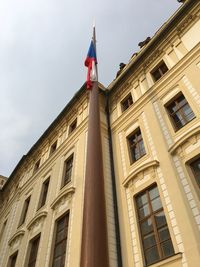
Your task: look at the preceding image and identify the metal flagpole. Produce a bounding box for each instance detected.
[80,26,109,267]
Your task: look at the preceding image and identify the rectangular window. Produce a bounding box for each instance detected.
[52,213,69,267]
[151,61,168,82]
[61,155,74,187]
[121,93,133,112]
[33,159,41,174]
[27,235,40,267]
[190,157,200,188]
[166,93,195,131]
[19,196,31,226]
[50,141,57,156]
[68,119,77,135]
[7,251,18,267]
[135,185,174,266]
[38,177,50,209]
[127,128,146,164]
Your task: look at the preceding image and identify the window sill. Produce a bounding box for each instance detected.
[147,253,182,267]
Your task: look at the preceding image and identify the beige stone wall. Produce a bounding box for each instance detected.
[110,2,200,267]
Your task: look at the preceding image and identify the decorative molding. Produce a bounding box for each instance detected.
[169,125,200,154]
[27,211,48,231]
[123,160,159,188]
[177,13,198,36]
[51,186,75,210]
[8,230,25,247]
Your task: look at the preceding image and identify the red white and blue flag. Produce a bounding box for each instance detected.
[85,40,97,89]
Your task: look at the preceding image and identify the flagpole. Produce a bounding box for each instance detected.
[80,27,109,267]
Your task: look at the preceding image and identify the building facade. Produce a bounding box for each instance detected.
[0,0,200,266]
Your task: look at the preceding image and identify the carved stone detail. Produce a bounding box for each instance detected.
[8,230,25,248]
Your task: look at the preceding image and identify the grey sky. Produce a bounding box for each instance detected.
[0,0,180,177]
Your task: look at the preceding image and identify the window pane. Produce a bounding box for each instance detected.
[149,187,159,200]
[190,157,200,187]
[143,233,156,249]
[182,104,195,122]
[152,197,162,212]
[138,204,150,219]
[155,211,167,228]
[52,256,62,267]
[158,226,170,242]
[141,218,153,235]
[145,246,160,265]
[136,194,148,208]
[161,240,174,258]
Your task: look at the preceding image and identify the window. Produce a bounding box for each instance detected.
[127,128,146,164]
[27,235,40,267]
[135,185,174,266]
[166,93,195,131]
[121,93,133,112]
[52,213,69,267]
[68,119,77,134]
[190,157,200,188]
[38,177,50,209]
[33,159,41,174]
[50,141,57,156]
[151,61,168,82]
[19,196,31,226]
[7,251,18,267]
[61,154,74,187]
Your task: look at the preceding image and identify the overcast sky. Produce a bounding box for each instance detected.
[0,0,180,177]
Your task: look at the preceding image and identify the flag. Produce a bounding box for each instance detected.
[85,40,97,89]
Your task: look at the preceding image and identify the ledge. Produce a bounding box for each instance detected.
[50,186,75,210]
[123,160,159,187]
[169,124,200,154]
[8,230,25,246]
[148,253,182,267]
[27,211,48,230]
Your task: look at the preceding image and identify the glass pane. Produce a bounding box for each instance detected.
[155,211,166,227]
[56,230,65,243]
[149,187,159,200]
[151,197,162,212]
[161,240,174,258]
[141,218,153,235]
[143,233,156,249]
[138,204,150,219]
[191,158,200,187]
[182,104,195,122]
[54,243,63,257]
[158,226,170,242]
[57,218,65,231]
[145,246,160,265]
[53,256,62,267]
[178,95,187,107]
[136,194,148,208]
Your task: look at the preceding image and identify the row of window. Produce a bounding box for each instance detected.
[121,90,195,131]
[18,154,74,227]
[33,118,77,175]
[127,125,200,188]
[121,60,169,112]
[4,157,200,266]
[8,212,70,267]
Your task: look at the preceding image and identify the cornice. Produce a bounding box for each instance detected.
[27,211,48,231]
[51,186,75,210]
[8,230,25,246]
[123,160,159,188]
[169,123,200,155]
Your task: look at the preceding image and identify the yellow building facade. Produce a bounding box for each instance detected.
[0,0,200,266]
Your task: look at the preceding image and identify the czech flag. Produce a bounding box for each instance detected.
[85,40,97,89]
